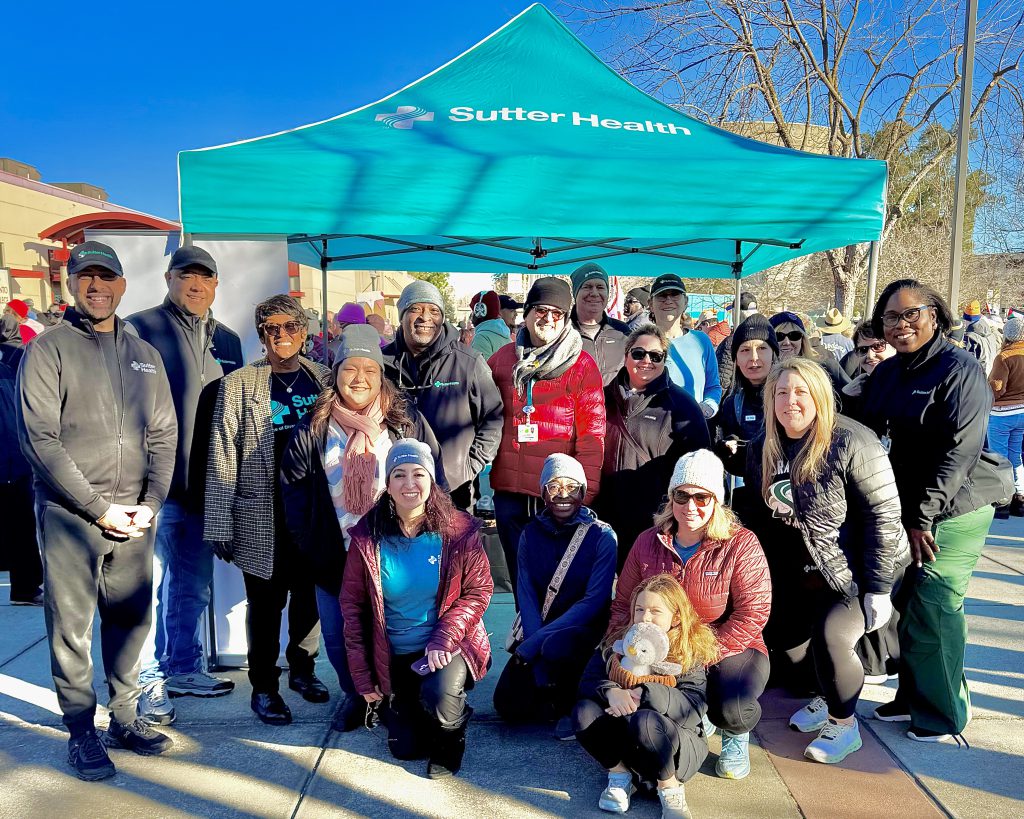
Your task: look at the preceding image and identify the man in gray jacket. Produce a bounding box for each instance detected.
[127,245,243,725]
[17,241,177,781]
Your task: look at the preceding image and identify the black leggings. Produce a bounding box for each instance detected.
[574,700,708,783]
[782,591,866,720]
[383,653,473,760]
[707,649,770,734]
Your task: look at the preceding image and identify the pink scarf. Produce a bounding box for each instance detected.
[329,396,386,517]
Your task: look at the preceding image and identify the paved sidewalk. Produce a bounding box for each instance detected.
[0,516,1022,818]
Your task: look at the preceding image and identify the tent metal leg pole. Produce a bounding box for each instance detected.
[320,239,329,340]
[732,241,743,327]
[866,240,881,316]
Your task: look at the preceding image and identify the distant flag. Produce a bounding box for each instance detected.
[608,276,626,319]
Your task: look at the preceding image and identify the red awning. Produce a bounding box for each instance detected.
[39,212,180,244]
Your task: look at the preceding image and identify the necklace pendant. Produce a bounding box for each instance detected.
[286,386,293,393]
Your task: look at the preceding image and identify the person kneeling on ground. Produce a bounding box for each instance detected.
[493,454,617,739]
[341,439,493,778]
[574,574,719,819]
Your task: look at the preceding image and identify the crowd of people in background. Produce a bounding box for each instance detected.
[3,241,1022,818]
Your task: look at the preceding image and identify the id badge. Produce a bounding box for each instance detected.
[879,434,892,454]
[517,423,539,443]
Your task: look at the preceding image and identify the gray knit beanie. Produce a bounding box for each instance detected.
[332,325,384,378]
[397,280,445,318]
[1004,316,1024,343]
[540,453,588,494]
[385,438,436,481]
[669,449,725,504]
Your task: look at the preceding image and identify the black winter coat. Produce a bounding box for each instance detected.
[709,379,766,477]
[572,309,632,387]
[578,648,708,736]
[743,416,910,597]
[383,323,503,493]
[0,361,30,483]
[278,405,444,596]
[127,298,243,501]
[857,332,998,530]
[597,370,710,560]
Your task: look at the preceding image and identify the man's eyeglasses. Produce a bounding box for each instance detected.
[629,348,666,364]
[262,321,306,338]
[776,330,804,343]
[544,480,583,498]
[671,489,715,507]
[880,305,932,328]
[856,340,889,355]
[533,306,565,322]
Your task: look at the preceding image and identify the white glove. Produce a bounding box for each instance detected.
[699,399,718,419]
[863,592,893,633]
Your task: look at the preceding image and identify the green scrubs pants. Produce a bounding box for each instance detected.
[897,504,994,734]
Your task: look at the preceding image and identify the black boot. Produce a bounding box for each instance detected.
[427,708,472,779]
[332,695,368,733]
[1011,493,1024,517]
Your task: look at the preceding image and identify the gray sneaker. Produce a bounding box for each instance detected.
[137,679,175,726]
[658,785,693,819]
[166,671,235,698]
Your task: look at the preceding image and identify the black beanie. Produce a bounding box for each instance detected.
[524,277,572,314]
[732,314,781,359]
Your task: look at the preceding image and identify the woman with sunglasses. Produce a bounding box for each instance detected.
[493,454,617,740]
[858,279,1009,743]
[205,294,332,726]
[744,357,908,764]
[598,324,711,569]
[488,277,606,599]
[841,320,896,379]
[611,450,771,780]
[769,312,851,397]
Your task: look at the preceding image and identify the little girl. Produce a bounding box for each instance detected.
[573,574,719,818]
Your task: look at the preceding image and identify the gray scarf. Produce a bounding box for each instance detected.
[511,323,583,397]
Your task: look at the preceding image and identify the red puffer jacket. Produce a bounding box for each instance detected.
[487,345,606,504]
[611,526,771,660]
[340,510,494,696]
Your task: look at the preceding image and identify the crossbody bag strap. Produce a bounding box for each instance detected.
[540,522,593,621]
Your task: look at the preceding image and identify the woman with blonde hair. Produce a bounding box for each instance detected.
[612,450,771,781]
[574,574,719,817]
[743,357,909,765]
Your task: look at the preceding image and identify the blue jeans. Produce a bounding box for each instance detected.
[139,500,213,683]
[988,411,1024,494]
[315,585,356,697]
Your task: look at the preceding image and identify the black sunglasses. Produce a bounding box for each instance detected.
[262,321,306,337]
[629,348,666,364]
[856,340,889,355]
[671,488,715,507]
[776,330,804,342]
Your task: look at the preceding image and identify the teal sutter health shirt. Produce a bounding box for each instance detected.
[380,532,443,654]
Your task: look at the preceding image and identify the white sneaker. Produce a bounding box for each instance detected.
[789,696,829,733]
[598,772,635,814]
[804,718,862,764]
[658,785,692,819]
[137,679,175,726]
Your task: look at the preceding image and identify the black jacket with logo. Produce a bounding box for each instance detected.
[572,309,632,387]
[597,369,710,559]
[382,323,503,491]
[17,308,177,521]
[857,332,996,530]
[1,361,30,484]
[127,297,243,501]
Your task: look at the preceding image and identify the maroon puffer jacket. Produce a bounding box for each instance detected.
[611,526,771,660]
[340,510,494,696]
[486,344,606,504]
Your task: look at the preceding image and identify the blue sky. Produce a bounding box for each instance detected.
[2,2,564,221]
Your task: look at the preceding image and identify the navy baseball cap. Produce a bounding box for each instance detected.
[168,245,218,276]
[499,295,522,310]
[650,273,687,297]
[68,241,124,277]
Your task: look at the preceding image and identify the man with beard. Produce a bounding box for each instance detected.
[17,241,177,780]
[382,280,503,511]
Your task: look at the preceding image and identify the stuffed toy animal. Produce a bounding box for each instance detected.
[613,622,683,677]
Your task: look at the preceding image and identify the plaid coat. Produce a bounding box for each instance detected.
[203,356,331,579]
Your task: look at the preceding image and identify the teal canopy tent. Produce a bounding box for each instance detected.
[178,3,886,298]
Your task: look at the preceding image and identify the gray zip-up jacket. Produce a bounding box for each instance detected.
[127,297,243,500]
[17,308,177,521]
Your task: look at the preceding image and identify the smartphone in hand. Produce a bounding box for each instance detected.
[410,649,461,676]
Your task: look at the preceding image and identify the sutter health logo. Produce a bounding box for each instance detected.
[375,105,691,136]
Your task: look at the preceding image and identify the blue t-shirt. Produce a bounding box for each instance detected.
[673,539,700,565]
[380,532,443,654]
[666,329,723,410]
